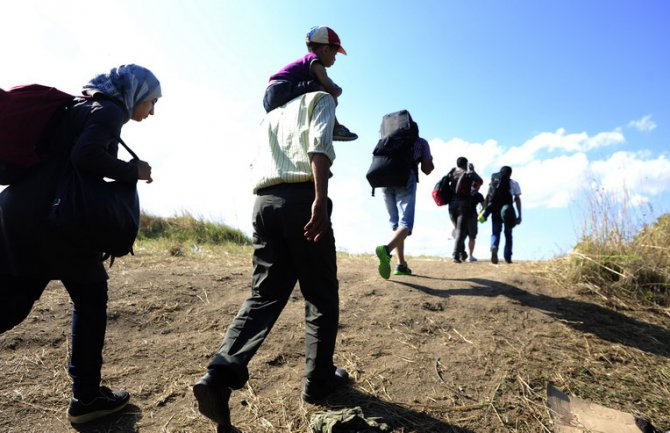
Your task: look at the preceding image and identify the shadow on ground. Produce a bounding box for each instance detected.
[318,386,476,433]
[392,277,670,358]
[72,403,141,433]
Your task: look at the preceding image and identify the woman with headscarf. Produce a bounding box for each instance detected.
[0,64,161,424]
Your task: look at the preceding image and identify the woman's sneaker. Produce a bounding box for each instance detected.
[67,387,130,424]
[333,124,358,141]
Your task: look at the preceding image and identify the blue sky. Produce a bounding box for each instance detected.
[3,0,669,261]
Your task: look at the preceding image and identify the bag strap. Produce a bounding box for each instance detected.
[117,136,139,161]
[86,93,139,161]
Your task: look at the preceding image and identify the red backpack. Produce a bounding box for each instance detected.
[0,84,76,184]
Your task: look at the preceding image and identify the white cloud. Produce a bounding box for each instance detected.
[412,130,668,214]
[514,153,590,209]
[425,137,502,185]
[591,151,670,197]
[628,115,657,132]
[503,128,625,166]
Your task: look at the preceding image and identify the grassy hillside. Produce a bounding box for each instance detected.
[556,209,670,307]
[138,212,251,255]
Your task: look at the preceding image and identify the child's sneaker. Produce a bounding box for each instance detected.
[67,387,130,424]
[393,264,412,275]
[375,245,391,279]
[333,124,358,141]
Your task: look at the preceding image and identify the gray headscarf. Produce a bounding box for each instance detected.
[82,64,162,117]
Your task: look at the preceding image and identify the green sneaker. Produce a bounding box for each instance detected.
[393,264,412,276]
[375,245,391,279]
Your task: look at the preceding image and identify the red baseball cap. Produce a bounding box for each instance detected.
[306,25,347,55]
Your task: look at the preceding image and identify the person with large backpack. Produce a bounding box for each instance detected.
[372,111,434,279]
[0,64,161,424]
[479,165,522,264]
[447,157,483,263]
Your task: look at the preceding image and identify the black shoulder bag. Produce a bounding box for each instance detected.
[49,137,141,264]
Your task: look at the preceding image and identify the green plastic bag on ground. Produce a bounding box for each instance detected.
[310,406,390,433]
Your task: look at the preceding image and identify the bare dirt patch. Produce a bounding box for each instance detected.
[1,245,669,432]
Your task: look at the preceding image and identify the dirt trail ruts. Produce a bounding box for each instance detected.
[1,246,668,432]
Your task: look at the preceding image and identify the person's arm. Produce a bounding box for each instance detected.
[472,172,483,189]
[514,194,522,224]
[71,101,153,183]
[420,156,434,175]
[476,194,485,214]
[303,152,331,242]
[418,139,434,175]
[311,62,342,98]
[136,160,153,183]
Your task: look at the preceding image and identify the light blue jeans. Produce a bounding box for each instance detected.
[382,175,417,234]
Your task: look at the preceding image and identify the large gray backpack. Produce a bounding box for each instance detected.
[365,110,418,195]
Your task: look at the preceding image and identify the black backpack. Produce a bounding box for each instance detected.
[432,168,455,206]
[453,169,475,198]
[486,170,512,207]
[365,110,418,195]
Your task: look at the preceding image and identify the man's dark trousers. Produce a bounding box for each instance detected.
[208,182,339,389]
[449,197,472,260]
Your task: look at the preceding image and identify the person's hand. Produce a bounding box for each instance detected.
[304,198,329,242]
[136,160,153,184]
[516,216,522,225]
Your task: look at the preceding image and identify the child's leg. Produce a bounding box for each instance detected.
[263,81,291,112]
[263,80,321,112]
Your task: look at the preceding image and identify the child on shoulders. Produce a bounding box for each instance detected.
[263,25,358,141]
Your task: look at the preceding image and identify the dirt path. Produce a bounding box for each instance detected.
[1,246,669,433]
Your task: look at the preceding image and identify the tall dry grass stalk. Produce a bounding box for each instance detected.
[565,185,669,307]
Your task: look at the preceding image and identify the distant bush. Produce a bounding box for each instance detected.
[138,212,251,246]
[563,187,669,307]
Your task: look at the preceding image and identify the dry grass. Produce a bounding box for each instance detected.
[553,184,670,308]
